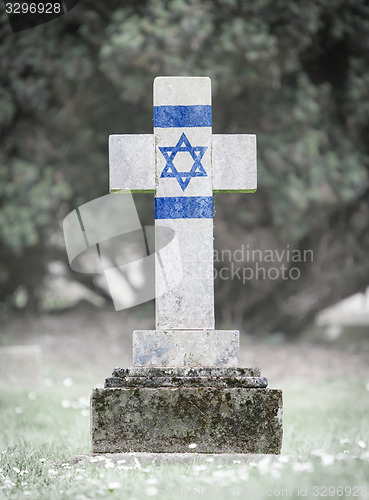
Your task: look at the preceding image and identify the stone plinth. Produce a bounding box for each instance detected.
[91,367,283,454]
[133,330,239,367]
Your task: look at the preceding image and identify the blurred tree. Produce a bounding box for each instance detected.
[0,0,368,333]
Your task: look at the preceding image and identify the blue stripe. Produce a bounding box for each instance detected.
[154,105,212,128]
[155,196,213,219]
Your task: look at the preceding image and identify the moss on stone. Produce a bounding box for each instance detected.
[91,387,283,454]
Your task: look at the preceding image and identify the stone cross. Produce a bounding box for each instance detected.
[109,76,256,367]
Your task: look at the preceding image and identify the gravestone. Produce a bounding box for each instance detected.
[91,77,283,454]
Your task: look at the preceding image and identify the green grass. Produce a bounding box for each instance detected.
[0,378,369,499]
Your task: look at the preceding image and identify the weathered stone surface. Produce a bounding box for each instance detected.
[91,387,283,454]
[154,77,214,330]
[133,330,239,367]
[107,366,266,389]
[113,367,261,377]
[105,375,268,388]
[109,134,155,193]
[155,219,215,329]
[153,76,211,107]
[212,134,257,192]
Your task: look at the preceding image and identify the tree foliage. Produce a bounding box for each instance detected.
[0,0,369,333]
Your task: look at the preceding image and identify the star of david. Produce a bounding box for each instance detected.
[158,133,208,191]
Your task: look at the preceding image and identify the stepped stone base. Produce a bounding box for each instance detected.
[91,367,283,454]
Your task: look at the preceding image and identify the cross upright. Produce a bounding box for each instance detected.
[109,76,257,367]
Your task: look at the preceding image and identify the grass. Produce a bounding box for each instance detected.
[0,377,369,499]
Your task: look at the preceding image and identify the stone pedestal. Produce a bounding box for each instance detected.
[133,330,239,367]
[91,366,283,454]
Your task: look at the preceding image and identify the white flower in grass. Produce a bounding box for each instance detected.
[48,469,58,477]
[212,469,227,478]
[24,491,31,496]
[89,458,99,463]
[366,382,369,391]
[104,462,114,469]
[13,467,20,474]
[271,468,281,479]
[335,453,349,460]
[63,378,73,387]
[311,449,325,457]
[61,400,70,409]
[321,454,335,466]
[81,410,89,417]
[339,438,349,444]
[4,477,14,487]
[292,462,314,472]
[193,464,207,471]
[39,459,46,463]
[146,477,158,485]
[272,461,283,470]
[358,440,367,449]
[256,455,272,473]
[108,482,121,491]
[27,392,37,400]
[212,469,238,481]
[116,459,126,464]
[188,443,197,449]
[44,378,53,387]
[15,407,22,414]
[238,468,249,481]
[206,457,214,463]
[146,486,159,496]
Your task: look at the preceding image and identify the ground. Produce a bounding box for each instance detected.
[1,304,369,499]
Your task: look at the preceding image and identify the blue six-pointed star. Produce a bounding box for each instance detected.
[159,133,208,191]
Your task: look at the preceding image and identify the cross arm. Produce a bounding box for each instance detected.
[212,134,257,193]
[109,134,156,193]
